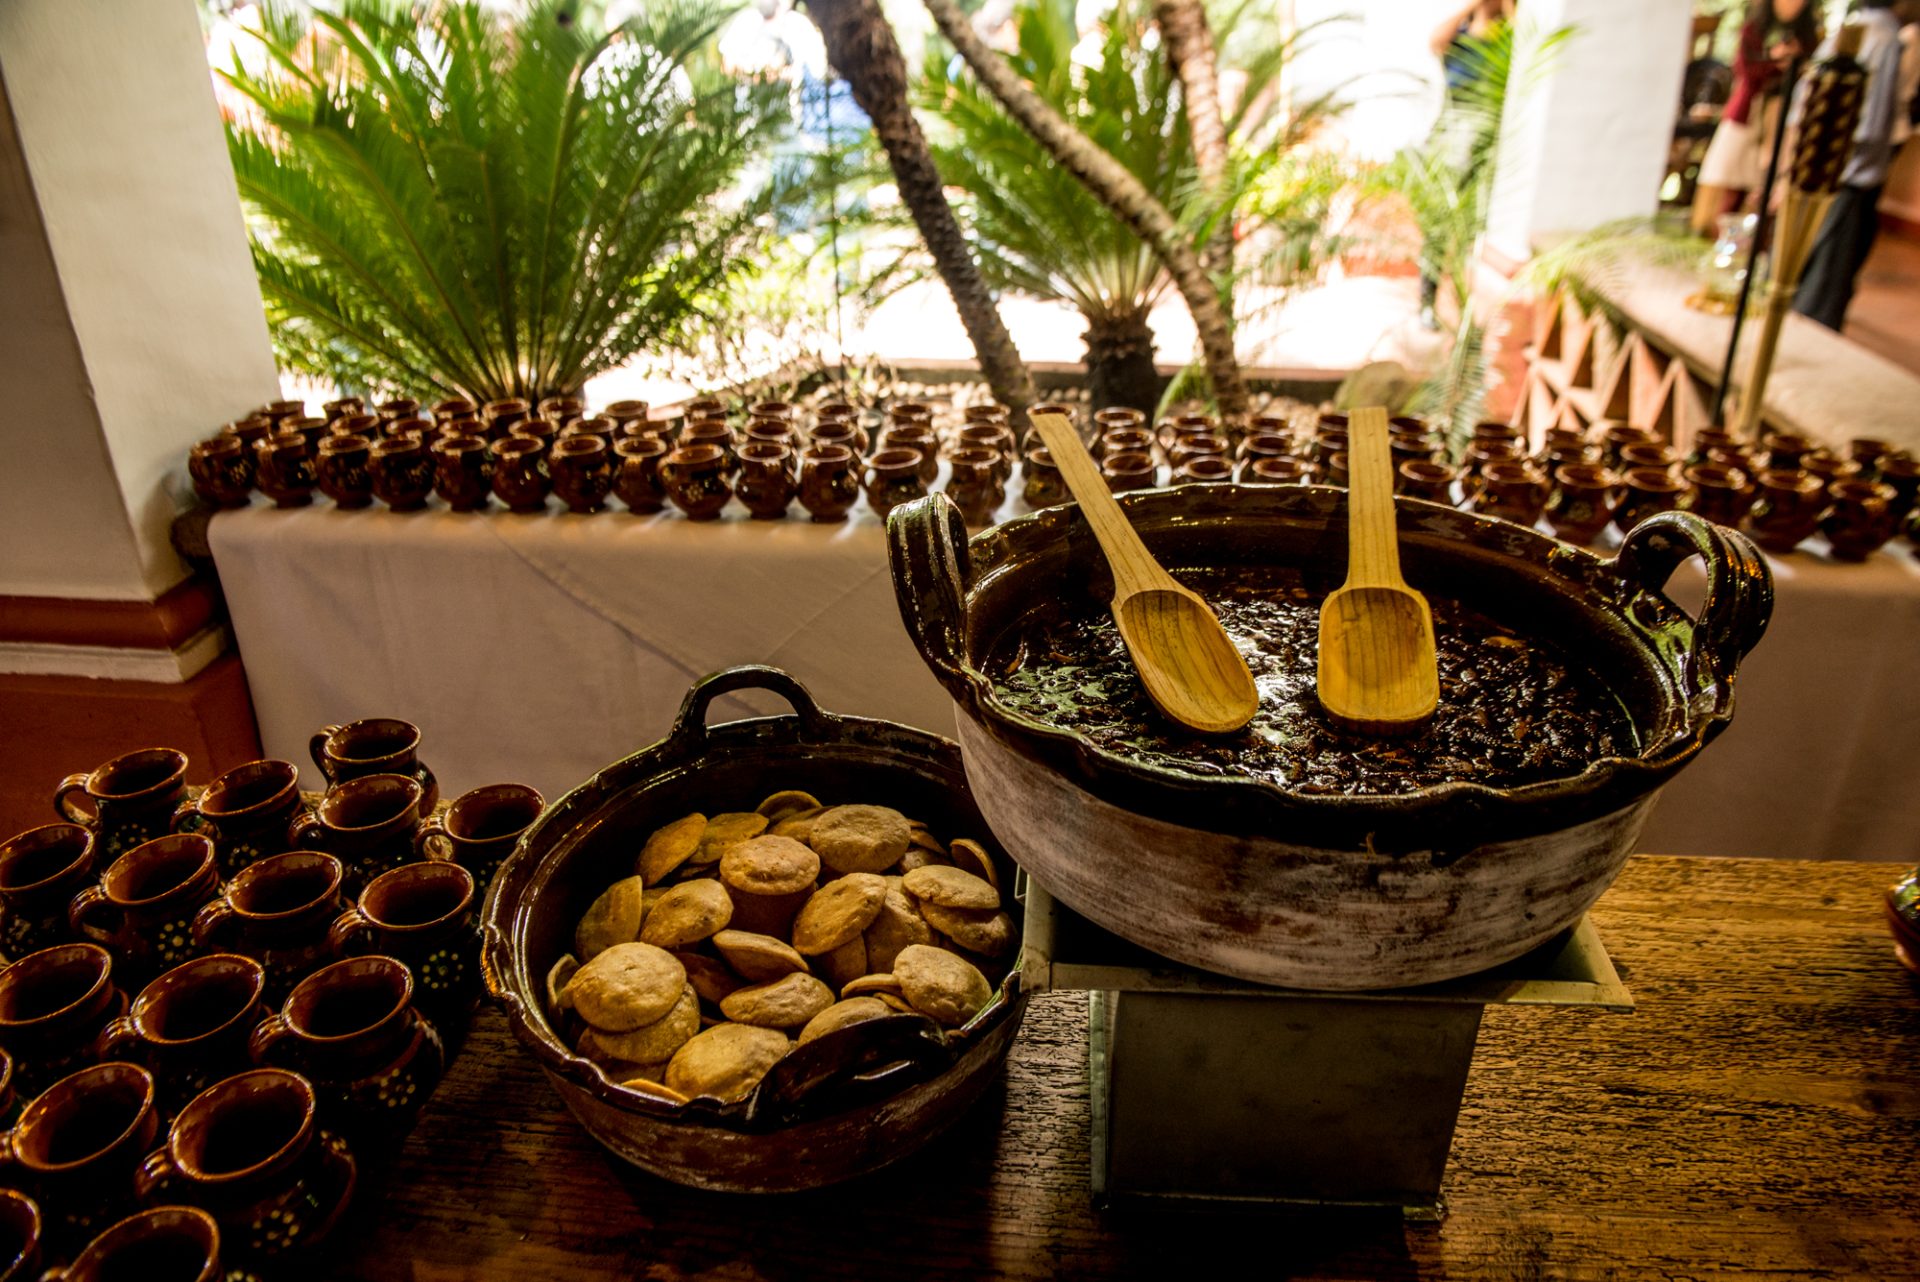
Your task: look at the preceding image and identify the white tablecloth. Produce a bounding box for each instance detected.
[208,499,1920,862]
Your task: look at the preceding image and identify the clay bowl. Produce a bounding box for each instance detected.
[888,486,1773,990]
[482,666,1026,1192]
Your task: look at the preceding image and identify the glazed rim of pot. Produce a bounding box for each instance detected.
[887,487,1775,850]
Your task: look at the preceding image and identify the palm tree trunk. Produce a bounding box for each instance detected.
[804,0,1035,418]
[1152,0,1233,289]
[920,0,1248,421]
[1083,309,1161,414]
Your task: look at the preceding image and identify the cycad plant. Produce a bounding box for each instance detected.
[917,0,1326,413]
[222,0,789,402]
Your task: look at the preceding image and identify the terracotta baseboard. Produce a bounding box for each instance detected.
[0,652,261,841]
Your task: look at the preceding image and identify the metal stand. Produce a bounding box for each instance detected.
[1021,879,1633,1219]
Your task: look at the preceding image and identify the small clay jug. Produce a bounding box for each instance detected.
[327,415,379,441]
[1800,451,1861,490]
[430,398,476,425]
[191,852,346,1006]
[535,394,583,424]
[810,420,870,460]
[1683,463,1755,527]
[863,448,929,520]
[0,1063,156,1256]
[958,424,1016,477]
[743,420,797,453]
[661,443,733,521]
[1167,430,1227,472]
[367,436,433,511]
[374,397,419,423]
[1539,427,1593,471]
[510,419,558,454]
[604,399,650,429]
[328,861,479,1043]
[960,403,1008,426]
[481,399,530,434]
[1848,437,1893,476]
[888,400,936,428]
[548,434,614,514]
[682,396,728,422]
[1470,421,1523,449]
[431,433,493,512]
[1397,459,1458,505]
[1613,466,1689,534]
[310,718,435,811]
[252,433,315,508]
[0,944,126,1097]
[314,435,373,509]
[943,446,1005,526]
[93,954,268,1116]
[1389,431,1439,467]
[1820,479,1898,561]
[1312,429,1348,472]
[223,418,274,449]
[1877,451,1920,522]
[679,422,738,476]
[1545,464,1619,545]
[287,774,427,901]
[798,444,861,523]
[0,1187,37,1282]
[1325,451,1351,488]
[323,397,365,422]
[54,748,190,863]
[170,758,305,878]
[70,834,222,987]
[1093,407,1147,435]
[0,826,96,959]
[1103,450,1160,492]
[247,956,444,1152]
[735,441,797,520]
[1236,431,1293,469]
[488,436,551,513]
[48,1205,221,1282]
[1618,442,1680,475]
[1174,455,1236,486]
[1463,439,1525,483]
[186,437,253,509]
[1020,449,1068,509]
[133,1069,354,1263]
[1686,428,1742,469]
[878,425,939,484]
[1742,469,1829,553]
[415,783,542,891]
[612,435,669,515]
[1470,460,1550,526]
[1243,456,1310,486]
[383,417,435,446]
[1103,427,1159,466]
[1595,422,1656,467]
[285,417,329,453]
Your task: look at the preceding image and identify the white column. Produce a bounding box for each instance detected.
[1486,0,1694,261]
[0,0,278,604]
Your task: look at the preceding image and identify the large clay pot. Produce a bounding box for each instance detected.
[887,487,1772,990]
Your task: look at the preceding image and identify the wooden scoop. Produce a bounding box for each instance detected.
[1316,406,1438,735]
[1028,411,1258,735]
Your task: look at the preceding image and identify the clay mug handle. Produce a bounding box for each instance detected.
[309,727,342,781]
[415,816,453,862]
[247,1013,296,1068]
[287,811,328,851]
[191,897,238,951]
[91,1014,143,1066]
[169,796,210,837]
[68,886,120,947]
[53,774,95,827]
[326,906,377,959]
[132,1144,183,1205]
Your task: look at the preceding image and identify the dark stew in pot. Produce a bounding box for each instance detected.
[987,567,1634,795]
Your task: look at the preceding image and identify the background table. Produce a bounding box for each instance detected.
[208,500,1920,861]
[315,856,1918,1280]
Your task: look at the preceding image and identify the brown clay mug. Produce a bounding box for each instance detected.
[247,956,444,1151]
[1093,407,1147,435]
[1613,466,1689,534]
[1167,430,1227,472]
[797,444,861,523]
[1618,442,1680,475]
[864,448,929,520]
[431,433,493,512]
[1174,455,1236,486]
[70,834,222,987]
[0,1062,157,1254]
[1470,461,1550,526]
[810,420,870,460]
[604,399,650,428]
[367,436,434,511]
[314,434,373,509]
[1103,451,1160,492]
[192,852,346,1006]
[943,447,1005,527]
[1596,422,1656,467]
[1545,464,1619,545]
[611,435,668,515]
[1236,431,1293,469]
[1761,431,1813,470]
[328,861,479,1042]
[1022,448,1068,509]
[1742,469,1828,553]
[481,399,530,434]
[487,436,551,513]
[44,1205,221,1282]
[252,432,315,508]
[549,434,615,514]
[1683,463,1756,527]
[430,397,475,425]
[1324,451,1351,488]
[170,758,305,878]
[1243,456,1310,486]
[0,945,127,1097]
[326,415,378,441]
[309,717,436,813]
[1878,451,1920,523]
[878,426,939,485]
[0,826,96,959]
[735,441,797,520]
[956,424,1015,475]
[509,418,558,452]
[538,394,585,423]
[0,1188,37,1282]
[660,444,733,521]
[1397,459,1458,505]
[1801,451,1861,490]
[286,775,427,901]
[186,437,253,510]
[678,422,738,476]
[1820,479,1898,562]
[92,954,268,1116]
[133,1069,354,1263]
[54,748,189,863]
[415,783,544,891]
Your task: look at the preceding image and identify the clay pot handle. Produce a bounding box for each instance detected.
[169,796,209,837]
[247,1013,295,1067]
[309,727,342,780]
[68,886,119,946]
[91,1014,142,1065]
[415,816,453,862]
[287,811,327,851]
[666,666,833,755]
[191,896,237,950]
[132,1144,182,1205]
[884,494,973,693]
[326,906,376,959]
[53,774,94,827]
[1613,510,1776,704]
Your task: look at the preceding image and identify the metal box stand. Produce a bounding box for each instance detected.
[1020,879,1633,1218]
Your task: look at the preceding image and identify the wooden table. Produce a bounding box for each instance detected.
[323,856,1919,1280]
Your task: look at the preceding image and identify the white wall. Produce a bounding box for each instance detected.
[0,0,279,602]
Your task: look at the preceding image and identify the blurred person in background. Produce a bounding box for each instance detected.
[1694,0,1822,234]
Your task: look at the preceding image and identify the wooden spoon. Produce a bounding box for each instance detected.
[1028,411,1258,735]
[1317,406,1439,735]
